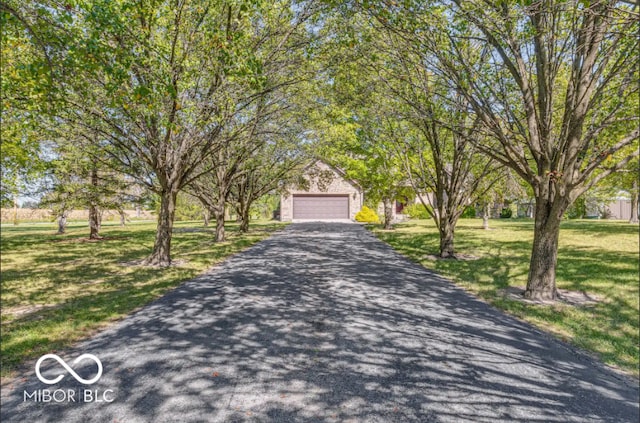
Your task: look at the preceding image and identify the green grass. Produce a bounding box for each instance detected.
[0,219,285,379]
[372,219,639,378]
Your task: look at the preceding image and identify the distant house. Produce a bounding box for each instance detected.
[605,198,634,220]
[586,195,635,220]
[279,161,363,222]
[376,192,436,222]
[515,195,635,220]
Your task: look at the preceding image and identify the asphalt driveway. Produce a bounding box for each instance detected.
[1,222,638,422]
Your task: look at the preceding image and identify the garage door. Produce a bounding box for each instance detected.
[293,195,349,220]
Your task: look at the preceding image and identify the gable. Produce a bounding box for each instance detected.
[294,160,362,194]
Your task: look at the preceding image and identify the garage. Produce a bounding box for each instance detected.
[292,195,349,220]
[280,160,362,221]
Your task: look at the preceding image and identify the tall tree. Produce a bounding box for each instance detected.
[377,0,639,297]
[0,1,65,207]
[50,1,279,265]
[313,11,411,230]
[188,131,258,242]
[186,0,316,240]
[351,14,499,255]
[41,135,130,238]
[320,110,409,230]
[451,1,638,298]
[393,91,499,257]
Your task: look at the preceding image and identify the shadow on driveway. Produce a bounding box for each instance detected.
[1,223,638,422]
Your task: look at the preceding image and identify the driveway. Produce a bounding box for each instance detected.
[1,223,638,422]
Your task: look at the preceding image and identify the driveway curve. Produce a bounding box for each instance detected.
[1,222,638,423]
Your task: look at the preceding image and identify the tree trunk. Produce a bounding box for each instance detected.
[13,195,18,226]
[439,219,455,258]
[89,205,101,239]
[214,211,225,242]
[57,213,67,234]
[524,199,562,300]
[630,180,638,224]
[213,199,226,242]
[145,189,177,266]
[239,201,251,233]
[482,202,490,230]
[203,208,210,227]
[383,198,393,230]
[119,210,126,227]
[88,164,101,238]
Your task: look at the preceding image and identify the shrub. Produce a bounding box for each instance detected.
[461,206,476,218]
[355,206,380,223]
[567,197,586,219]
[403,203,431,220]
[500,207,513,218]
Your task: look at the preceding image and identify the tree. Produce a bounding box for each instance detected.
[631,181,639,225]
[322,113,409,230]
[186,1,316,240]
[378,0,639,297]
[230,135,306,232]
[314,83,409,230]
[312,12,411,230]
[48,1,285,265]
[360,19,499,255]
[188,133,256,242]
[394,93,499,257]
[0,1,63,209]
[319,5,500,254]
[41,137,130,238]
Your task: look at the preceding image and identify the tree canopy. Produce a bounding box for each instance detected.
[2,1,637,295]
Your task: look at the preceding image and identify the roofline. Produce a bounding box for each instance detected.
[305,158,363,192]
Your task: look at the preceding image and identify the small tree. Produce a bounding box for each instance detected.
[230,138,306,233]
[42,142,129,238]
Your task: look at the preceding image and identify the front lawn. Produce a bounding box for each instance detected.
[0,220,285,379]
[372,219,639,378]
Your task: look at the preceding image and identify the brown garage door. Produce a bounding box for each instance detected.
[293,195,349,220]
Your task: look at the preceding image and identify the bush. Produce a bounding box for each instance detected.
[461,206,476,218]
[403,203,431,219]
[567,197,586,219]
[500,207,513,218]
[355,206,380,223]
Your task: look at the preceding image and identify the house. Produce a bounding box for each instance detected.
[605,198,634,220]
[279,161,363,222]
[586,195,635,220]
[376,192,434,222]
